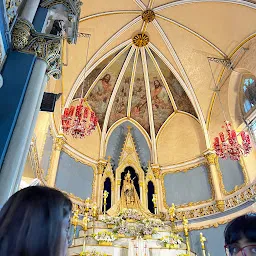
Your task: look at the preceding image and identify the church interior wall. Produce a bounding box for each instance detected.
[163,165,212,206]
[157,113,206,165]
[55,152,94,199]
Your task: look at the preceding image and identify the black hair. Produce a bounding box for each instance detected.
[224,214,256,245]
[0,186,72,256]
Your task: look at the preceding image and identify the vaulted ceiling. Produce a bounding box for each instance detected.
[52,0,256,165]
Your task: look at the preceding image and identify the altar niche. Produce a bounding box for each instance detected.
[102,177,112,211]
[121,166,140,198]
[147,181,155,214]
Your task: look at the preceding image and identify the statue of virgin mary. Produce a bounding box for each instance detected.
[107,171,152,217]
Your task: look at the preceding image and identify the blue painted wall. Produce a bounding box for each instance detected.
[40,129,53,177]
[190,224,227,256]
[106,121,151,171]
[55,152,94,199]
[164,165,212,205]
[218,159,244,192]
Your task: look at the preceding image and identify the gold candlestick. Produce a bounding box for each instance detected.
[103,190,109,218]
[152,194,158,215]
[71,207,79,245]
[200,232,207,256]
[183,216,191,256]
[169,203,176,232]
[92,203,97,234]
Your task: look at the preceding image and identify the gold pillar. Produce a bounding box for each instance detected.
[205,153,224,212]
[152,164,163,212]
[96,160,106,208]
[47,136,65,187]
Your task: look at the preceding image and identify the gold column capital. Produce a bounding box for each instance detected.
[97,159,107,174]
[205,152,217,165]
[151,164,161,179]
[54,136,65,151]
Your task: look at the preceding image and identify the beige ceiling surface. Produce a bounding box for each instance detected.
[54,0,256,164]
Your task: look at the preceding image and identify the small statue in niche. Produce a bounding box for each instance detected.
[50,20,66,37]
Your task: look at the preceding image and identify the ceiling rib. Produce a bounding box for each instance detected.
[145,46,177,111]
[127,48,139,117]
[100,46,136,158]
[86,16,141,69]
[152,19,211,149]
[148,0,155,8]
[80,10,141,22]
[153,0,256,12]
[84,44,132,99]
[141,47,158,164]
[155,14,227,57]
[133,0,147,10]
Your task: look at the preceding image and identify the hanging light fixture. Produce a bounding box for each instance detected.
[213,120,252,161]
[61,34,98,138]
[208,57,252,160]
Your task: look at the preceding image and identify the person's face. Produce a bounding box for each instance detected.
[226,236,256,256]
[59,213,71,256]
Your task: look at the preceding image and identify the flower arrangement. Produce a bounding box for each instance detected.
[80,251,108,256]
[113,220,129,237]
[118,208,143,221]
[161,233,183,249]
[142,218,164,228]
[102,216,121,225]
[93,231,116,245]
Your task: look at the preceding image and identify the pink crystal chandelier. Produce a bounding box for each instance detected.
[207,56,252,160]
[213,120,252,161]
[61,99,98,138]
[61,34,98,138]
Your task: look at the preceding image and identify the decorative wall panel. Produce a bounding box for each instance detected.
[56,152,94,199]
[218,158,245,193]
[163,165,212,206]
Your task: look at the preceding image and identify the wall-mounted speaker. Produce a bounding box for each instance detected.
[40,93,58,112]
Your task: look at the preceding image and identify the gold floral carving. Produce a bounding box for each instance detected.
[142,10,155,23]
[152,165,161,179]
[133,33,149,47]
[205,153,217,165]
[216,200,225,212]
[54,137,65,151]
[97,160,107,175]
[12,18,62,79]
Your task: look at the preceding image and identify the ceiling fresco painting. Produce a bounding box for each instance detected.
[108,53,135,128]
[151,51,198,118]
[85,48,130,128]
[130,51,150,134]
[73,49,123,99]
[146,51,174,133]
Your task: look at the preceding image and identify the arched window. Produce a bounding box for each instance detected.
[242,76,256,114]
[241,75,256,145]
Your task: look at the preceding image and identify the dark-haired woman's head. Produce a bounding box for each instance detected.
[0,186,72,256]
[224,214,256,256]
